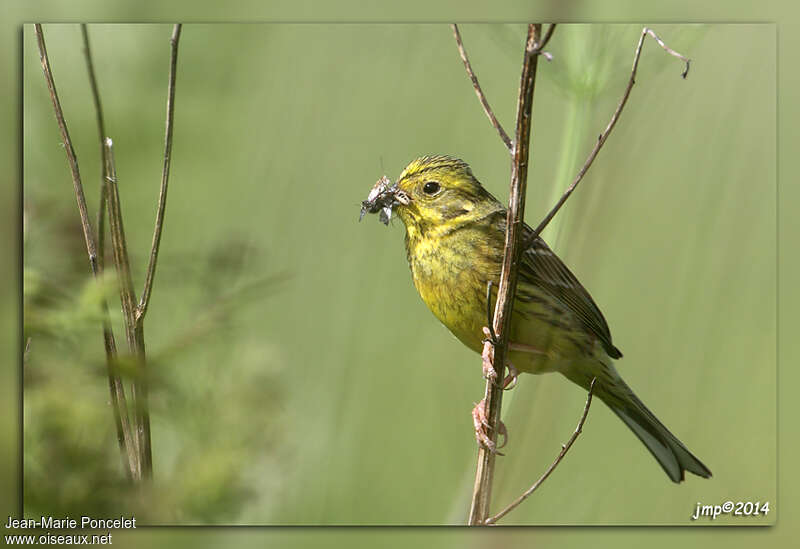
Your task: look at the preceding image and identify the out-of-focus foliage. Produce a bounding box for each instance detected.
[23,207,287,522]
[22,23,774,527]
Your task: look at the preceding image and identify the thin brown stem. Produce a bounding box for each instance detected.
[81,25,108,166]
[102,327,138,480]
[138,23,181,323]
[104,139,152,479]
[468,23,542,526]
[83,24,110,270]
[103,141,138,356]
[81,23,138,481]
[536,23,557,54]
[34,24,98,274]
[451,24,513,152]
[82,24,110,261]
[485,378,596,525]
[525,27,690,246]
[36,23,139,480]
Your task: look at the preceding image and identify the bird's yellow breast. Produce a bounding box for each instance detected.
[405,225,592,375]
[405,228,492,354]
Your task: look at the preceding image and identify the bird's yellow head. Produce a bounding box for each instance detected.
[360,155,502,239]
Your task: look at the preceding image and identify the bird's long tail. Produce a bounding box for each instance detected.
[561,360,712,483]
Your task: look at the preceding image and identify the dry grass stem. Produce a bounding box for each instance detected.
[468,23,543,525]
[139,24,182,322]
[80,24,138,481]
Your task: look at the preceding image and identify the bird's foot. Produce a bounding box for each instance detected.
[472,398,508,455]
[502,362,519,391]
[481,327,497,383]
[481,327,519,391]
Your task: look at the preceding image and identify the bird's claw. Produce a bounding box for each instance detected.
[502,362,519,391]
[472,398,508,455]
[481,327,519,391]
[481,327,497,383]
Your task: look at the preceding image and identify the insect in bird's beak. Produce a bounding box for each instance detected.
[359,175,409,225]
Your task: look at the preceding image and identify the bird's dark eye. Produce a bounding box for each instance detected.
[422,181,441,195]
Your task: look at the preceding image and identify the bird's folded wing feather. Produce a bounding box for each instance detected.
[516,224,622,359]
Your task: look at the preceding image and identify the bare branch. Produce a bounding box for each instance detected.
[138,23,182,322]
[81,23,138,481]
[103,140,138,350]
[451,24,513,152]
[104,138,152,478]
[536,23,557,53]
[101,329,138,481]
[34,24,98,274]
[81,23,111,271]
[81,25,108,166]
[468,23,543,525]
[525,27,690,247]
[485,378,596,525]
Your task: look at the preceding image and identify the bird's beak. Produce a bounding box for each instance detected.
[359,176,409,226]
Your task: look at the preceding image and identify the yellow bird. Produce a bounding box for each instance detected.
[361,154,711,483]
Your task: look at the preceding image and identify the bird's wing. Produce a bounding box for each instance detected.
[516,225,622,359]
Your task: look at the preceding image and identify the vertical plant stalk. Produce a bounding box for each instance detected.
[128,22,181,478]
[468,23,543,525]
[138,23,181,322]
[35,24,140,479]
[36,23,184,482]
[103,139,151,478]
[126,22,182,479]
[81,24,138,481]
[33,24,98,274]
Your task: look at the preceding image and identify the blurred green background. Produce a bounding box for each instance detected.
[21,22,774,526]
[2,0,797,546]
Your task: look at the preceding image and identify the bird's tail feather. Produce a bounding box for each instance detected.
[561,361,711,483]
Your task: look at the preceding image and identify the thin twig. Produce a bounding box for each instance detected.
[82,23,110,268]
[34,24,98,274]
[82,23,110,261]
[81,25,108,170]
[104,138,152,478]
[535,23,557,55]
[451,24,513,152]
[468,23,543,526]
[525,27,690,247]
[37,23,138,479]
[81,24,138,481]
[485,378,597,525]
[138,23,181,322]
[103,140,138,354]
[101,325,138,480]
